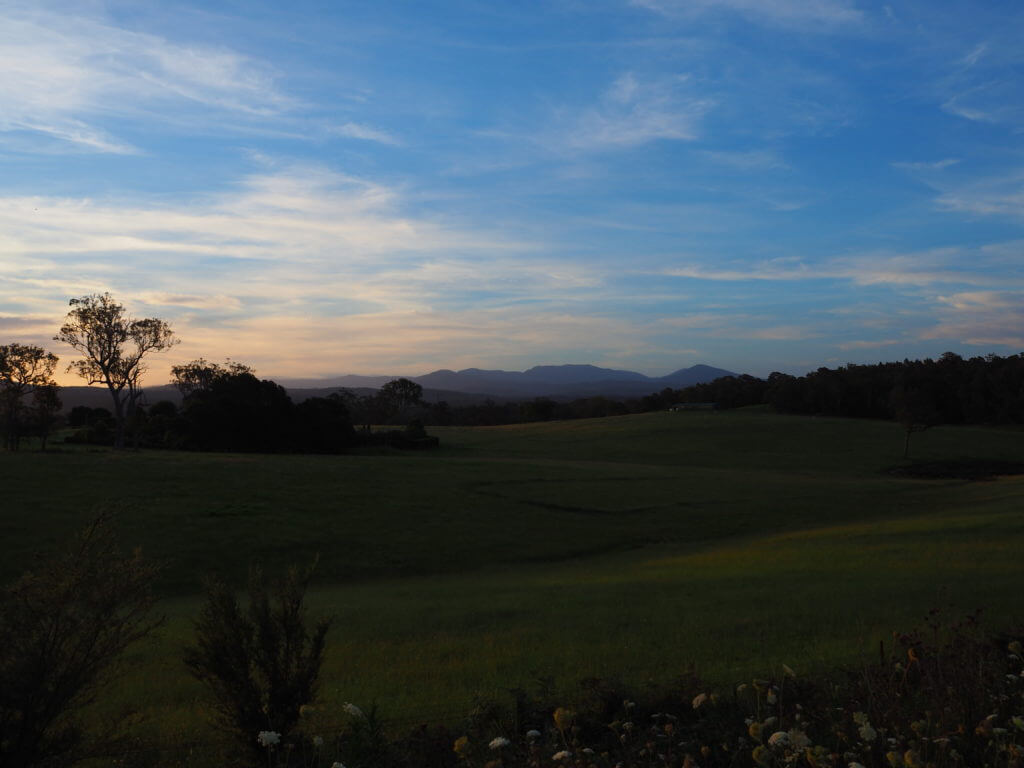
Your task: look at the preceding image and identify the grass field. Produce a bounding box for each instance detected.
[2,408,1023,749]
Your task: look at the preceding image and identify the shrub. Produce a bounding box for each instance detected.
[183,560,331,765]
[0,513,161,768]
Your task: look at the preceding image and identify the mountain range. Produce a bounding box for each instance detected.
[278,363,738,400]
[58,363,738,411]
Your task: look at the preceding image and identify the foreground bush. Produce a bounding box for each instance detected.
[184,561,331,766]
[0,513,161,768]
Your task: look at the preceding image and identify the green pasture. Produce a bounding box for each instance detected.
[2,409,1023,746]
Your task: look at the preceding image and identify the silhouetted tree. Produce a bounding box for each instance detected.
[170,358,253,398]
[176,366,295,452]
[294,394,355,452]
[891,379,940,459]
[0,343,59,451]
[377,378,424,424]
[31,383,62,451]
[55,294,177,449]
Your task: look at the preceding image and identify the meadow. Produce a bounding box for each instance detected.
[2,408,1023,753]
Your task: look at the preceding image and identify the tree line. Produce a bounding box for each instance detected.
[0,294,434,453]
[3,292,1024,453]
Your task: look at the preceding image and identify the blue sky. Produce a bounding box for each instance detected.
[1,0,1022,383]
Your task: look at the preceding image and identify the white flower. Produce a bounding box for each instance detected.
[331,763,347,768]
[526,729,541,739]
[313,736,324,747]
[849,763,867,768]
[583,747,595,754]
[552,750,572,760]
[858,724,877,742]
[768,731,789,747]
[257,731,281,747]
[343,702,364,719]
[489,737,510,750]
[692,693,709,709]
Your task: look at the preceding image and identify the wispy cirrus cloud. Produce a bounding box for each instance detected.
[935,170,1024,219]
[665,244,1022,288]
[891,158,959,172]
[937,36,1024,128]
[925,290,1024,347]
[330,122,402,145]
[1,163,643,380]
[0,4,290,153]
[561,73,715,151]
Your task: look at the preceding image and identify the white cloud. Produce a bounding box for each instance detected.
[562,73,715,151]
[331,122,402,145]
[0,5,290,152]
[924,290,1024,348]
[837,339,902,350]
[665,244,1021,288]
[0,164,652,381]
[935,170,1024,219]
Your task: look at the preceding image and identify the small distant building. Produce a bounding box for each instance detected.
[668,402,716,411]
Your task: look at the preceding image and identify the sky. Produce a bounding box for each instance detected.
[1,0,1023,385]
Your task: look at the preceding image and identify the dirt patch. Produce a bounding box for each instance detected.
[885,459,1024,481]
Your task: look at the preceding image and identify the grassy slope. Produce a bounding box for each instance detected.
[2,410,1023,740]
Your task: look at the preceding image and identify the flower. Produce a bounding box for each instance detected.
[766,690,778,705]
[526,729,541,739]
[858,724,877,742]
[257,731,281,747]
[313,736,324,747]
[331,763,346,768]
[454,736,470,757]
[768,732,789,747]
[553,707,574,732]
[692,693,709,709]
[849,763,867,768]
[489,737,510,750]
[343,702,364,719]
[552,750,572,761]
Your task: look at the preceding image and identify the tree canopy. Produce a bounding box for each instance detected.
[55,294,177,449]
